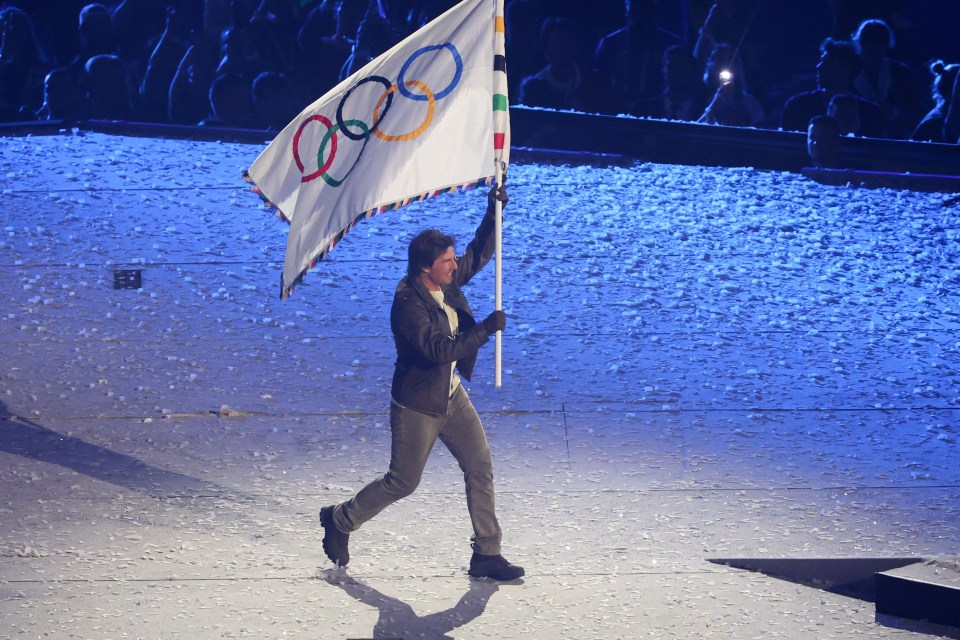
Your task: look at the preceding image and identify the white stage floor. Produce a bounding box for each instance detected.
[1,132,959,638]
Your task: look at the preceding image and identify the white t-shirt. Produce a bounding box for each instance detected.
[430,289,461,396]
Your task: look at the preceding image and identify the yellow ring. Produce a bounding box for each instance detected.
[372,80,436,142]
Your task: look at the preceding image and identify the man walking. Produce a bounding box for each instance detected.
[320,183,524,581]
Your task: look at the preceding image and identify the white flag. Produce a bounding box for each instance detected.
[246,0,510,298]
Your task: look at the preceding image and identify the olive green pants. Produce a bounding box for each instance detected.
[332,386,502,555]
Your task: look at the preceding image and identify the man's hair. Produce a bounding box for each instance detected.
[820,37,860,75]
[853,18,894,51]
[809,114,841,134]
[663,44,694,63]
[407,229,455,283]
[539,16,576,46]
[828,92,859,111]
[626,0,657,23]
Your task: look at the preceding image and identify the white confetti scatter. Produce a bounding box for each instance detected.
[0,132,957,639]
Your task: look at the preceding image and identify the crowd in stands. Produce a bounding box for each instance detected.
[1,0,959,144]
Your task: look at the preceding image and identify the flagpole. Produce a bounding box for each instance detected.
[494,160,503,388]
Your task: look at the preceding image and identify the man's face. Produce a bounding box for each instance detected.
[807,121,840,167]
[628,0,656,26]
[544,27,577,66]
[817,52,849,92]
[664,51,697,91]
[858,41,887,69]
[421,246,457,290]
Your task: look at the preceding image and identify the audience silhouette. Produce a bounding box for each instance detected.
[84,52,133,120]
[168,17,220,125]
[251,70,300,131]
[339,9,398,81]
[827,92,865,137]
[34,66,84,121]
[0,5,49,120]
[594,0,681,110]
[945,69,960,144]
[698,42,764,127]
[517,16,618,115]
[200,71,252,128]
[807,113,842,168]
[782,37,885,138]
[0,0,955,143]
[631,44,707,121]
[138,5,193,122]
[71,3,118,71]
[693,0,756,71]
[850,18,921,139]
[912,60,959,143]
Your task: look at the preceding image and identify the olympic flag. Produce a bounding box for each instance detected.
[245,0,510,301]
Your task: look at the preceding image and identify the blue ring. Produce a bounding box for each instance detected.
[396,43,462,102]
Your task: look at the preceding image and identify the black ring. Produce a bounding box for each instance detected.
[336,75,394,141]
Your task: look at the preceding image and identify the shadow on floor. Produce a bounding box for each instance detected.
[0,400,239,500]
[319,569,503,640]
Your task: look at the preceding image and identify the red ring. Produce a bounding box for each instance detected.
[292,115,337,183]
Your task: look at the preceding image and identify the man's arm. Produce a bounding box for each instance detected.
[392,290,499,366]
[455,184,508,286]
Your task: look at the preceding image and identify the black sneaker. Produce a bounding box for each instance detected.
[468,552,525,581]
[319,506,350,567]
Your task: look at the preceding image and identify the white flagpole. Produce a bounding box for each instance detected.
[494,160,503,388]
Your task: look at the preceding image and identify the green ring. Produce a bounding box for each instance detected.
[320,119,370,187]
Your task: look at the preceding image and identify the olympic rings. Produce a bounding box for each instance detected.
[372,80,435,143]
[291,41,464,187]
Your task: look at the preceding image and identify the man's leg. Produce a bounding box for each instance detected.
[438,387,502,556]
[333,403,443,534]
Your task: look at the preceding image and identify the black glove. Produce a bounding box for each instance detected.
[482,310,506,334]
[487,183,508,211]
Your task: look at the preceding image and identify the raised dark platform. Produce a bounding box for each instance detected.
[710,557,960,631]
[802,167,960,193]
[708,557,923,601]
[876,559,960,628]
[508,107,960,177]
